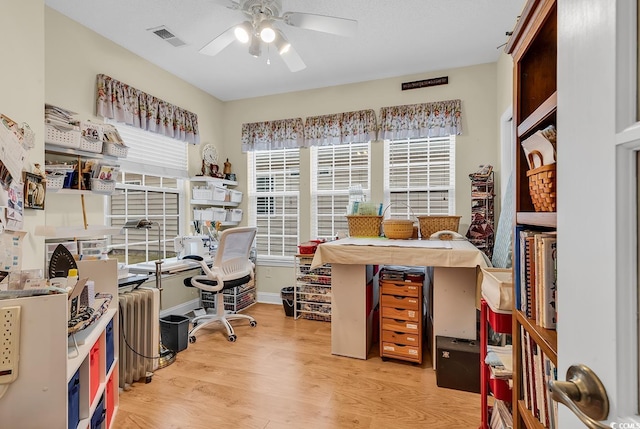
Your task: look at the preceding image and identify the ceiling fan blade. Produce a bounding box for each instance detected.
[199,25,238,56]
[280,44,306,72]
[209,0,241,10]
[283,12,357,37]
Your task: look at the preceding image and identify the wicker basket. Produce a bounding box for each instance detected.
[346,215,383,237]
[527,150,556,212]
[382,219,414,239]
[417,215,461,239]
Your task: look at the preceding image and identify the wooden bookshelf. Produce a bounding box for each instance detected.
[507,0,558,427]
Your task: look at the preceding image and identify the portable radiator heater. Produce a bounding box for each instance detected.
[118,288,160,389]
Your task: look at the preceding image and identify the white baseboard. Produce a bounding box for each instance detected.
[257,291,281,305]
[161,292,281,317]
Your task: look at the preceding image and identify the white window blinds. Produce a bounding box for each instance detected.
[248,148,300,258]
[311,142,371,239]
[384,136,456,218]
[107,120,188,178]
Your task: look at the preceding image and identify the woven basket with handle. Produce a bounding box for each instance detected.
[381,203,416,239]
[526,150,556,212]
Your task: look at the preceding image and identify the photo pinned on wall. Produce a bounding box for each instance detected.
[24,172,45,210]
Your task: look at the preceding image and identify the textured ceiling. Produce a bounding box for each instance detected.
[45,0,525,101]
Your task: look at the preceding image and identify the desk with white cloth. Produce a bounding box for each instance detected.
[310,237,490,367]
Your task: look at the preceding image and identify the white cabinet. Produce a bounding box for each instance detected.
[190,176,242,229]
[0,259,119,428]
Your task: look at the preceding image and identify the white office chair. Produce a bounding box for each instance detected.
[183,226,257,342]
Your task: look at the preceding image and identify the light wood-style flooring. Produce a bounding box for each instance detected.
[114,303,480,428]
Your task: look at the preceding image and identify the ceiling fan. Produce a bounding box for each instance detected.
[200,0,358,72]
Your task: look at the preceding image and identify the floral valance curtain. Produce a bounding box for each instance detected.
[303,109,377,147]
[378,99,463,140]
[96,74,200,144]
[241,118,304,152]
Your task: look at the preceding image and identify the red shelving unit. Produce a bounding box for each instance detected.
[480,299,513,429]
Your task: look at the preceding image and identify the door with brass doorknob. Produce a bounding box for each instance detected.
[548,365,609,429]
[560,0,640,427]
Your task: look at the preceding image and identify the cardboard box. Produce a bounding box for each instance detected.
[436,335,480,393]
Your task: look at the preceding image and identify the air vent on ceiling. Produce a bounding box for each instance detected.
[147,25,186,47]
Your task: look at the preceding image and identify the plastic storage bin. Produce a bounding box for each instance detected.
[90,394,105,429]
[68,369,80,429]
[105,319,114,373]
[226,208,243,222]
[160,315,190,353]
[89,341,101,403]
[229,190,243,203]
[211,185,227,201]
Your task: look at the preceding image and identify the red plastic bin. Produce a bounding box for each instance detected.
[106,373,115,428]
[89,341,101,403]
[489,376,512,402]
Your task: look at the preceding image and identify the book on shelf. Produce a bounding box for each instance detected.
[517,228,557,330]
[520,326,558,428]
[490,399,513,429]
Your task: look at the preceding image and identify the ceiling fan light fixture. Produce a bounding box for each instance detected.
[234,21,252,44]
[248,34,262,57]
[274,30,291,55]
[258,22,276,43]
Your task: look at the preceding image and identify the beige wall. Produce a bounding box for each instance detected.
[0,1,46,269]
[224,63,501,294]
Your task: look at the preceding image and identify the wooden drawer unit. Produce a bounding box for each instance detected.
[379,280,423,364]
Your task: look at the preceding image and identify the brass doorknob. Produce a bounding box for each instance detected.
[548,364,609,429]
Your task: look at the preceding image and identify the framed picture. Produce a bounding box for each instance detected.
[24,172,45,210]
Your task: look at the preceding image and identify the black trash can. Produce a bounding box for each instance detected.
[160,314,190,352]
[281,286,295,317]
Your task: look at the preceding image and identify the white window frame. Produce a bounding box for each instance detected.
[247,148,300,265]
[383,136,456,218]
[311,142,371,239]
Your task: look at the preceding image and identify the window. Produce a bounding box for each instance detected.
[384,136,456,218]
[248,148,300,260]
[105,122,187,265]
[311,142,371,239]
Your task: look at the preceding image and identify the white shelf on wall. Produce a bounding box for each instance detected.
[45,144,120,161]
[190,199,239,207]
[35,224,122,239]
[189,176,238,187]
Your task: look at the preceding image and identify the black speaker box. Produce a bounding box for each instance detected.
[436,335,480,393]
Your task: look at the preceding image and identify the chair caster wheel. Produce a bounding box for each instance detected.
[250,320,257,327]
[188,336,196,344]
[228,335,237,342]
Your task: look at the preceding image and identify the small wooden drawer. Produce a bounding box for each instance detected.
[380,294,420,310]
[381,330,421,346]
[381,306,420,322]
[381,317,420,334]
[380,281,420,297]
[381,342,421,360]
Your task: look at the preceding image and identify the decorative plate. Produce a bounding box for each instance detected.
[202,144,219,166]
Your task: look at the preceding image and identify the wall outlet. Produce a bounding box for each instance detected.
[0,306,21,384]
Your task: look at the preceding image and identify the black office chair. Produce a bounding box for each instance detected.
[183,226,257,342]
